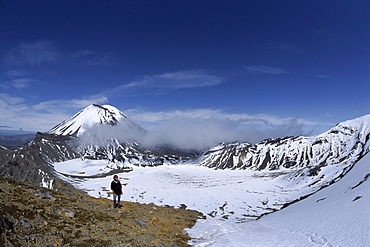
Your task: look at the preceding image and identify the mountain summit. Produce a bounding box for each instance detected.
[47,104,145,137]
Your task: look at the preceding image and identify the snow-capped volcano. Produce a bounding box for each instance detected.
[45,104,189,166]
[47,104,145,136]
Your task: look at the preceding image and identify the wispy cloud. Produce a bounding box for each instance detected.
[0,93,108,132]
[316,74,332,78]
[72,49,114,66]
[2,41,58,91]
[5,70,27,78]
[31,96,108,113]
[123,70,224,89]
[0,69,224,132]
[0,94,25,107]
[93,70,225,100]
[9,78,35,89]
[278,43,300,53]
[245,65,287,75]
[5,41,58,69]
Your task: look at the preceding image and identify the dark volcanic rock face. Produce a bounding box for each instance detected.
[0,131,194,189]
[0,132,80,189]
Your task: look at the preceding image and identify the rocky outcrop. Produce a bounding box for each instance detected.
[0,130,195,193]
[0,132,80,189]
[0,174,201,247]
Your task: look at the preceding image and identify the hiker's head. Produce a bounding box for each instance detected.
[113,175,118,181]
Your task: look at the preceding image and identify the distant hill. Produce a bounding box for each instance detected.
[0,133,35,150]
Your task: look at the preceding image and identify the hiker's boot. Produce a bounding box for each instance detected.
[114,203,117,208]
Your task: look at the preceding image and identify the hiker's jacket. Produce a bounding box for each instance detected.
[111,180,122,195]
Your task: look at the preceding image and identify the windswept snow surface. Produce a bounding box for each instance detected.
[53,153,370,246]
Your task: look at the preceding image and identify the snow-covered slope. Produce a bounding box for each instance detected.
[187,152,370,247]
[199,114,370,171]
[48,104,145,136]
[257,151,370,246]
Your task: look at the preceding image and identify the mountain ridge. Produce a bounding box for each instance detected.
[198,114,370,171]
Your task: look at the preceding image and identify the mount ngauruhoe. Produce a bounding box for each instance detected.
[1,104,369,216]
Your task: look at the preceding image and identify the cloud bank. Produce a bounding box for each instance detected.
[138,116,316,151]
[77,109,321,152]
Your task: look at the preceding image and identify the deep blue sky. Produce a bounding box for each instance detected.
[0,0,369,144]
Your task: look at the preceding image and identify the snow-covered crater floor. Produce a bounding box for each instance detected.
[53,155,370,247]
[54,160,309,222]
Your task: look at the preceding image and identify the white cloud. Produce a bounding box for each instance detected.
[122,108,328,149]
[245,65,287,75]
[141,117,245,151]
[126,108,321,127]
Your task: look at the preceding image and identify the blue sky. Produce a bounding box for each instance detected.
[0,1,369,144]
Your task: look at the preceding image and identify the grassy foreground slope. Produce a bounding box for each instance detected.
[0,174,201,247]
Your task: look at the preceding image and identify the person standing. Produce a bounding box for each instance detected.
[110,175,123,208]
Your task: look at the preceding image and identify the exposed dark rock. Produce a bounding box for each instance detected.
[352,196,362,201]
[0,215,14,231]
[20,219,32,228]
[137,219,148,229]
[34,191,56,200]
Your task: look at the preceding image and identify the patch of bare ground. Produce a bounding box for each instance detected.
[0,175,201,247]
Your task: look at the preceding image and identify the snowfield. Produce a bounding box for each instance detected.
[188,152,370,247]
[53,152,370,246]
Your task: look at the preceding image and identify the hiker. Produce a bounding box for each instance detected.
[110,175,123,208]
